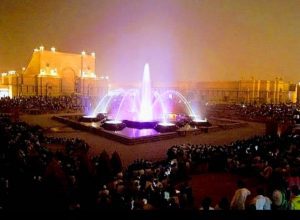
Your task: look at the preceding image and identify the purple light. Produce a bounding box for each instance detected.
[93,63,201,127]
[102,120,126,131]
[116,128,160,138]
[139,63,153,121]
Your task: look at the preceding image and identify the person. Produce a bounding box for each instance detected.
[289,185,300,210]
[199,196,214,211]
[214,197,230,210]
[250,188,272,210]
[230,180,251,210]
[272,189,289,210]
[259,161,273,181]
[142,198,154,210]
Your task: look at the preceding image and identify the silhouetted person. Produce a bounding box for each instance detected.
[200,196,214,211]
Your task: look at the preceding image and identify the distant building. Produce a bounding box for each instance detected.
[1,49,298,105]
[0,47,108,98]
[297,83,300,104]
[175,78,298,104]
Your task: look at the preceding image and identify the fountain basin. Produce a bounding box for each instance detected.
[155,122,178,133]
[190,119,211,127]
[79,115,101,122]
[123,120,158,129]
[102,120,126,131]
[175,119,189,127]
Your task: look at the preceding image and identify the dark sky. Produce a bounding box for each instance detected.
[0,0,300,84]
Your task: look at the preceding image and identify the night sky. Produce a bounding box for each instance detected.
[0,0,299,85]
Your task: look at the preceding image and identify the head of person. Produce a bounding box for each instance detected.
[237,180,245,188]
[272,190,283,206]
[291,185,300,196]
[256,187,265,196]
[218,197,230,210]
[201,197,212,210]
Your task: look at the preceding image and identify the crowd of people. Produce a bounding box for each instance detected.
[0,95,299,122]
[0,116,194,211]
[206,103,300,123]
[1,112,300,211]
[0,96,87,114]
[0,95,300,212]
[167,133,300,210]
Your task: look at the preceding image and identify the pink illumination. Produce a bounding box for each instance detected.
[139,63,153,121]
[93,63,201,123]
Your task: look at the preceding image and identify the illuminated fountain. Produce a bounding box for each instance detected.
[83,63,206,133]
[53,63,248,144]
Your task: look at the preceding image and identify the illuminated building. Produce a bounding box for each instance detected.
[0,47,108,97]
[176,77,298,104]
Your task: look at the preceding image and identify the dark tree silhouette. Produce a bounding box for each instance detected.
[96,150,113,185]
[111,151,123,175]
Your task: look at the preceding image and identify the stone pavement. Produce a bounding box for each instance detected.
[21,113,266,167]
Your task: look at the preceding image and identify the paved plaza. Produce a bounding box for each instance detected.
[21,113,266,167]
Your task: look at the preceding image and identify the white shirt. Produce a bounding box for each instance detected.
[252,195,272,210]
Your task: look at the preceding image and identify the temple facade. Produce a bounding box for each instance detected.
[0,47,108,98]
